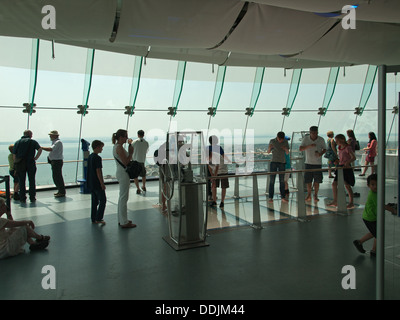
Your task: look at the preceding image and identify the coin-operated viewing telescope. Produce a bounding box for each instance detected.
[160,131,209,250]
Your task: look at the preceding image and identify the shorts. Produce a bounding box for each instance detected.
[334,167,355,187]
[9,170,19,183]
[363,219,377,238]
[137,162,146,177]
[215,174,229,189]
[304,164,323,184]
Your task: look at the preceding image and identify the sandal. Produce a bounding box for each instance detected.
[120,222,137,228]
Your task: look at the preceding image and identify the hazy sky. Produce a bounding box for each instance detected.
[0,37,399,146]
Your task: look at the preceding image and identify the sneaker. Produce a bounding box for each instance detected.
[353,240,366,253]
[29,240,49,251]
[54,193,65,198]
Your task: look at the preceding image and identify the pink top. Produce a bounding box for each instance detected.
[338,144,353,166]
[367,139,377,157]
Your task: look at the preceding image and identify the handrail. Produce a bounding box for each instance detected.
[207,164,374,180]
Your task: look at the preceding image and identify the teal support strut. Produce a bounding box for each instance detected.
[353,65,378,131]
[283,69,302,117]
[247,67,265,117]
[128,56,143,117]
[320,67,340,116]
[82,49,95,117]
[29,39,40,116]
[171,61,186,117]
[357,65,378,116]
[24,39,40,129]
[211,65,227,117]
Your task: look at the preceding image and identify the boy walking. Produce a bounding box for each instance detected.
[353,174,396,256]
[87,140,106,225]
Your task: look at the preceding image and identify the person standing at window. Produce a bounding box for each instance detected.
[359,131,377,176]
[13,130,42,203]
[42,130,66,198]
[299,126,326,202]
[112,129,136,228]
[132,130,149,194]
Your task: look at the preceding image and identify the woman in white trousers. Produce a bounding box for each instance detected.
[112,129,136,228]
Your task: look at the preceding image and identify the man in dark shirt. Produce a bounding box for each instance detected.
[13,130,42,203]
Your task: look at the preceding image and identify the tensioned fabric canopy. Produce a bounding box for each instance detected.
[0,0,400,68]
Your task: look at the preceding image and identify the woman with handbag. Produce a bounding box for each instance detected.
[112,129,136,228]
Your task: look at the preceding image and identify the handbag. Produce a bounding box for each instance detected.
[114,157,141,179]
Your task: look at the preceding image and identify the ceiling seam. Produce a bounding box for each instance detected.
[206,1,249,50]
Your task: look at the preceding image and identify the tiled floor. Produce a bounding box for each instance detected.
[1,172,399,300]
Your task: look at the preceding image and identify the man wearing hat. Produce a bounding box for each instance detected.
[42,130,66,197]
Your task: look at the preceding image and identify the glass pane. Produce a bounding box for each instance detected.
[88,50,135,110]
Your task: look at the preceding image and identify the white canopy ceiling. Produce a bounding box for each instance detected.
[0,0,399,68]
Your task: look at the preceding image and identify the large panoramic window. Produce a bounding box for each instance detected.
[0,35,397,185]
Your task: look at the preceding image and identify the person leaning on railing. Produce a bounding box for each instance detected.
[41,130,66,198]
[112,129,137,229]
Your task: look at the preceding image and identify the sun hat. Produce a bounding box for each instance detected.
[48,130,59,136]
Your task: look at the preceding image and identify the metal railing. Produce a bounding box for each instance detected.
[207,163,376,229]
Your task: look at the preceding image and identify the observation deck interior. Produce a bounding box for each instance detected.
[1,172,399,300]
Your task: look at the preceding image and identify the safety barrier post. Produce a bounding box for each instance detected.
[233,164,240,199]
[158,166,163,205]
[336,167,348,215]
[295,171,307,221]
[252,174,262,229]
[265,173,270,195]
